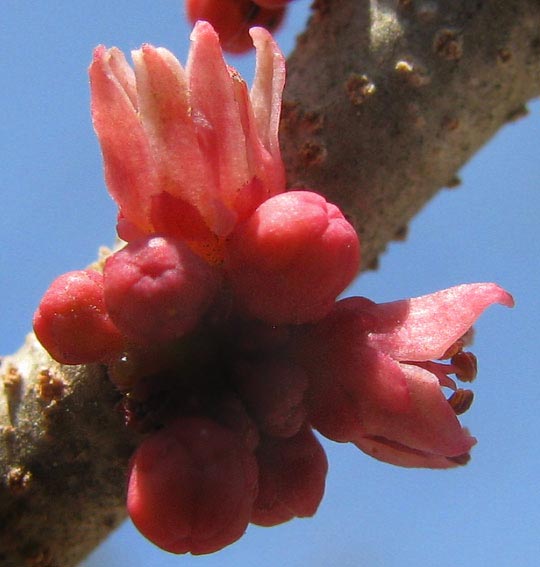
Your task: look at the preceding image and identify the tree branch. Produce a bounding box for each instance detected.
[0,335,137,567]
[281,0,540,269]
[1,1,539,565]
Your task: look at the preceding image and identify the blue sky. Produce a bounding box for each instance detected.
[3,2,540,566]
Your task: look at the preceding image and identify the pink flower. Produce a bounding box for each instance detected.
[298,283,514,468]
[89,21,285,262]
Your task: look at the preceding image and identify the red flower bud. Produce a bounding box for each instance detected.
[251,426,328,526]
[33,270,123,364]
[233,358,308,438]
[103,236,220,344]
[226,191,360,324]
[127,417,258,554]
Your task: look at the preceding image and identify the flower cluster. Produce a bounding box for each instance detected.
[185,0,295,53]
[33,22,513,555]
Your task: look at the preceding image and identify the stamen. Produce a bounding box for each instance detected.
[451,351,478,382]
[448,388,474,415]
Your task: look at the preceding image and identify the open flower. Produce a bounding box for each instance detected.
[298,283,514,468]
[90,21,285,262]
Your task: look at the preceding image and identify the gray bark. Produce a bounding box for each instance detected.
[281,0,540,269]
[0,335,137,566]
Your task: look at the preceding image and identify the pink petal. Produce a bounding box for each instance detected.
[89,46,157,232]
[132,45,191,139]
[366,283,514,360]
[356,364,477,460]
[187,21,249,235]
[106,47,138,108]
[356,346,411,414]
[299,307,410,442]
[228,72,274,222]
[131,46,208,206]
[249,27,286,193]
[354,437,468,469]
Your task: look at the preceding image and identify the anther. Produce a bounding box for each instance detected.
[451,351,478,382]
[448,389,474,415]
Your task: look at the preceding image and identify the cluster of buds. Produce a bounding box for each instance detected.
[33,22,513,555]
[186,0,296,53]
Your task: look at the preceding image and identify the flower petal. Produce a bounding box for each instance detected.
[187,21,250,235]
[106,47,138,108]
[249,26,286,193]
[228,72,274,222]
[131,46,211,211]
[299,307,410,442]
[354,436,469,469]
[90,46,157,232]
[366,283,514,360]
[354,364,477,461]
[357,346,411,414]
